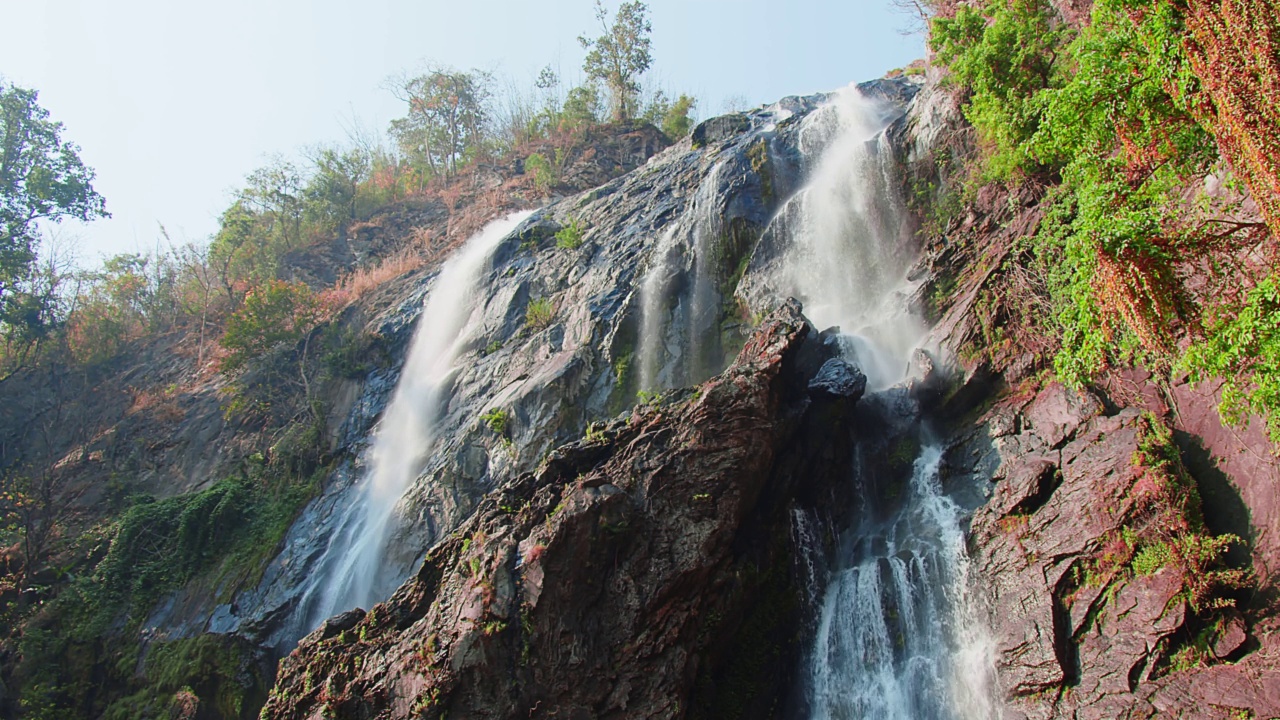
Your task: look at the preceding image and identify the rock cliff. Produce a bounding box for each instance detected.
[261,301,862,720]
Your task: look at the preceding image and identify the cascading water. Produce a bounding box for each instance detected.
[294,211,532,631]
[759,86,1000,719]
[750,87,924,390]
[636,159,727,392]
[807,442,999,719]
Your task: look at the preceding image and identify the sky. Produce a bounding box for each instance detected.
[1,0,925,264]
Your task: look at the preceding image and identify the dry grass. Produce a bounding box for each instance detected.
[322,227,433,307]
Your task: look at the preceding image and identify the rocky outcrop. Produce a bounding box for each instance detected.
[184,77,922,652]
[261,301,861,720]
[945,380,1279,720]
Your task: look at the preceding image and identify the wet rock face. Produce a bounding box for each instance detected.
[952,382,1280,720]
[807,358,867,401]
[261,302,861,720]
[195,77,922,650]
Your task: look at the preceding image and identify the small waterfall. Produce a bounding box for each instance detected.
[807,444,999,720]
[759,86,999,719]
[636,160,727,392]
[752,87,924,390]
[296,211,531,630]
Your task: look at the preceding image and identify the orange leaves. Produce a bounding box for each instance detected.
[1092,244,1182,352]
[1183,0,1280,237]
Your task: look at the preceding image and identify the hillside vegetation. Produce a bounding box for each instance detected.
[921,0,1280,440]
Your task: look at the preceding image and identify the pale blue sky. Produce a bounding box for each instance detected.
[1,0,924,262]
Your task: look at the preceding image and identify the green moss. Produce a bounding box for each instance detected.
[746,139,774,204]
[1131,541,1174,576]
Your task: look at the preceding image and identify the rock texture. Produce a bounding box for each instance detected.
[175,77,922,652]
[261,301,859,720]
[945,380,1280,720]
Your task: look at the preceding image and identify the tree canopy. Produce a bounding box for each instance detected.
[0,81,108,336]
[579,1,653,122]
[388,68,493,180]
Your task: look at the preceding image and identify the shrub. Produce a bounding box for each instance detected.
[525,152,555,193]
[219,280,324,373]
[1182,276,1280,443]
[480,408,509,435]
[555,218,584,249]
[525,297,555,330]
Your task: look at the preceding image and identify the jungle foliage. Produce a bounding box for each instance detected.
[930,0,1280,441]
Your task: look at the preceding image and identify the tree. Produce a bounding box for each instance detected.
[643,91,697,139]
[0,81,108,337]
[388,68,493,180]
[218,279,323,373]
[304,144,372,228]
[579,1,653,122]
[207,158,307,304]
[561,83,604,131]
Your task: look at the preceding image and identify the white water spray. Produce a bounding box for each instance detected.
[298,211,531,629]
[765,86,926,390]
[760,86,999,719]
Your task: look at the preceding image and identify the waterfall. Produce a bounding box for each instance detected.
[752,87,924,390]
[762,86,999,719]
[295,211,532,630]
[636,159,728,392]
[807,443,999,719]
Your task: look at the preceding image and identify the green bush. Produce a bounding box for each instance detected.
[525,297,556,330]
[931,0,1223,392]
[555,218,585,249]
[480,408,510,435]
[219,280,324,373]
[1181,276,1280,443]
[525,152,555,192]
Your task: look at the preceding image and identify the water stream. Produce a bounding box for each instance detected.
[294,211,531,630]
[762,86,1000,719]
[636,159,728,392]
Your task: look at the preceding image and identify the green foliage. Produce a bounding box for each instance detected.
[1131,540,1174,576]
[305,144,373,229]
[930,0,1067,180]
[319,324,383,379]
[746,139,773,202]
[561,84,605,131]
[388,67,493,180]
[612,351,633,385]
[525,152,556,192]
[219,279,323,373]
[481,408,510,436]
[96,469,318,618]
[0,80,109,338]
[643,91,697,138]
[579,1,653,121]
[555,217,585,249]
[14,449,319,718]
[584,421,607,444]
[636,389,661,405]
[930,0,1227,394]
[1181,276,1280,443]
[524,296,555,330]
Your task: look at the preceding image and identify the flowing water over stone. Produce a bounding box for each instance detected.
[755,86,1000,719]
[745,87,924,390]
[294,212,532,631]
[807,441,999,719]
[636,158,729,392]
